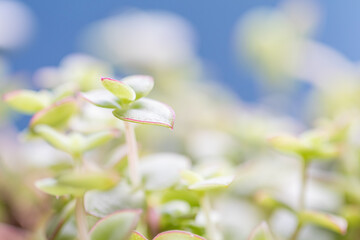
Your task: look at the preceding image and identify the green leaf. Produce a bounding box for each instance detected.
[58,171,119,191]
[269,133,338,161]
[140,153,190,191]
[34,126,118,156]
[122,75,154,100]
[269,135,302,154]
[30,98,78,128]
[188,176,234,191]
[101,77,136,102]
[299,210,347,235]
[180,170,204,185]
[83,130,119,152]
[3,89,50,114]
[90,209,141,240]
[85,181,145,218]
[130,231,148,240]
[254,191,293,212]
[34,125,71,153]
[248,222,274,240]
[69,133,86,157]
[154,230,206,240]
[35,178,84,197]
[80,89,121,109]
[112,98,175,129]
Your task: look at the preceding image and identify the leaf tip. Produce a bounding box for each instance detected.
[2,90,21,102]
[29,97,77,127]
[154,230,207,240]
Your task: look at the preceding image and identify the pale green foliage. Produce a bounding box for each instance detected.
[299,210,348,235]
[90,210,141,240]
[3,90,50,114]
[81,76,175,129]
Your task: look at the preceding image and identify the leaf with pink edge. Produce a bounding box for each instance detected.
[3,89,50,114]
[29,98,77,128]
[154,230,206,240]
[80,89,121,109]
[90,210,142,240]
[101,77,136,102]
[248,222,274,240]
[299,210,347,235]
[122,75,154,100]
[112,98,175,129]
[130,231,148,240]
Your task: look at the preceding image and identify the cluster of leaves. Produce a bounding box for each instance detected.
[3,74,240,240]
[3,4,360,237]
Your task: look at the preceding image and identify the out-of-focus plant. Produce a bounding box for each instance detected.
[4,1,360,240]
[270,130,347,239]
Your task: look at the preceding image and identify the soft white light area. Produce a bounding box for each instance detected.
[0,0,35,50]
[81,11,196,70]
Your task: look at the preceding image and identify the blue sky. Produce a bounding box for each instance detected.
[9,0,360,101]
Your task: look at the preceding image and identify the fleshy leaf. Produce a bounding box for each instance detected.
[35,178,84,196]
[269,135,302,154]
[30,98,77,128]
[122,75,154,100]
[269,132,338,161]
[181,170,204,185]
[248,222,274,240]
[130,231,148,240]
[58,171,119,191]
[80,89,122,109]
[85,181,145,218]
[3,90,50,114]
[154,230,206,240]
[34,125,71,153]
[188,176,234,191]
[299,210,347,235]
[83,130,119,152]
[90,209,141,240]
[254,191,293,212]
[69,133,86,157]
[112,98,175,129]
[101,77,136,102]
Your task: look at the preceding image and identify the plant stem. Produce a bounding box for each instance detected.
[290,161,309,240]
[201,194,221,240]
[124,121,140,188]
[75,197,88,240]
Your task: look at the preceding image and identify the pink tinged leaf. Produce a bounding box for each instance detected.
[154,230,207,240]
[3,89,49,114]
[90,209,142,240]
[79,90,122,109]
[112,98,175,129]
[299,210,348,235]
[29,97,77,128]
[130,231,148,240]
[101,77,136,102]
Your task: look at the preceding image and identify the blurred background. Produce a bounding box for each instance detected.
[5,0,360,104]
[3,0,360,240]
